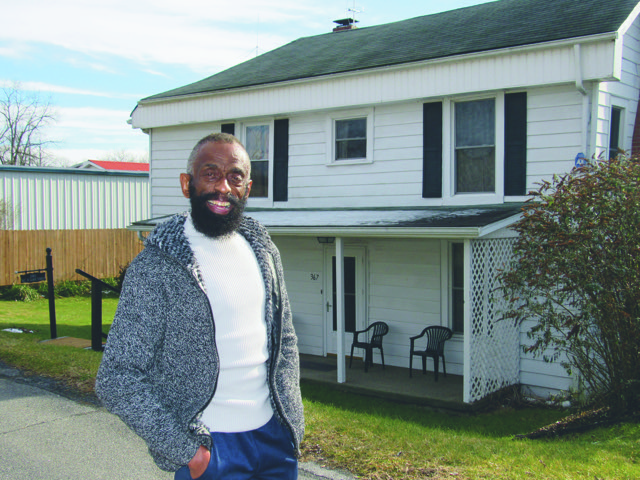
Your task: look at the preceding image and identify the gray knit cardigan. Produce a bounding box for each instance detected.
[95,212,304,472]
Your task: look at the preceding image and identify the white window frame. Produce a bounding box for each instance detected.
[326,108,374,166]
[442,93,505,205]
[240,119,274,207]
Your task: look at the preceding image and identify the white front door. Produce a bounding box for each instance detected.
[324,246,366,355]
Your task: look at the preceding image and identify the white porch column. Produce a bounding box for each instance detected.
[462,239,472,403]
[335,236,346,383]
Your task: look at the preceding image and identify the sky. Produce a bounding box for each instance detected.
[0,0,493,167]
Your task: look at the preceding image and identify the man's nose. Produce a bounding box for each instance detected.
[214,176,231,193]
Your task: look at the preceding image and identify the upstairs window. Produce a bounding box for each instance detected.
[335,118,367,160]
[245,124,270,198]
[455,99,495,193]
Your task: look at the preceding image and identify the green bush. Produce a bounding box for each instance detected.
[498,154,640,413]
[55,280,91,297]
[0,284,41,301]
[100,277,121,297]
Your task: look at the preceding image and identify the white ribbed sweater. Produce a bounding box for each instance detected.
[185,218,273,432]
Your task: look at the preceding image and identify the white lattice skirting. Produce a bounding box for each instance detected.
[468,238,520,403]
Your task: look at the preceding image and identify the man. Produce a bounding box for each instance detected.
[96,133,304,480]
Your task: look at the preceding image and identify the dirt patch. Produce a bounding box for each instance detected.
[515,407,638,439]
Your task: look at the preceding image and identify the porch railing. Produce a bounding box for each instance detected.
[75,269,120,351]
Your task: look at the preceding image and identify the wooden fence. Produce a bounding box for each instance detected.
[0,229,145,286]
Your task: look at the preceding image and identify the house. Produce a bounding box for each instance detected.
[72,160,150,172]
[126,0,640,404]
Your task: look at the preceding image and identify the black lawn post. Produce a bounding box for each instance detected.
[91,279,103,351]
[45,248,57,339]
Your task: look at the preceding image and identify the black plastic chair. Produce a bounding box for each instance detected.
[349,321,389,372]
[409,326,453,381]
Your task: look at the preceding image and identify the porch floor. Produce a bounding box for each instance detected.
[299,354,471,412]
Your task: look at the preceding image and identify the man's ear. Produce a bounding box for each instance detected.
[180,173,192,199]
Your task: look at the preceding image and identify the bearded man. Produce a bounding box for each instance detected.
[96,133,304,480]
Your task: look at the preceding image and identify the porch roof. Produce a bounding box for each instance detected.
[128,204,523,239]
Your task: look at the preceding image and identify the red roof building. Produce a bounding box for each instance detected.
[73,160,149,172]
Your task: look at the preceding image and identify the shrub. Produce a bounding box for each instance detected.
[100,277,121,297]
[498,154,640,413]
[55,280,91,297]
[0,284,41,301]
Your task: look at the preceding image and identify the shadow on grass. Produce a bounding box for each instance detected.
[300,380,567,438]
[1,322,112,341]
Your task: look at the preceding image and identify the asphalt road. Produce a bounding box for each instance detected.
[0,363,353,480]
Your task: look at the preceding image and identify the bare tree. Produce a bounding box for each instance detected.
[0,83,56,166]
[100,148,149,164]
[0,199,19,229]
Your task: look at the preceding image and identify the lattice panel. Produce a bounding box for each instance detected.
[468,238,520,403]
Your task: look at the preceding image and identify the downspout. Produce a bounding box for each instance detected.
[574,44,590,156]
[574,44,587,96]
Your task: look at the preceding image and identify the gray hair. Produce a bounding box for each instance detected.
[186,132,248,176]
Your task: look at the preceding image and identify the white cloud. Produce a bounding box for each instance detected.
[0,42,33,59]
[46,107,148,161]
[56,106,133,130]
[0,79,140,100]
[0,0,332,74]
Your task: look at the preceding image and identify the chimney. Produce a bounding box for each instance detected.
[333,18,358,32]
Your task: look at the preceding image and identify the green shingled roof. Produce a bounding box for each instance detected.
[142,0,638,102]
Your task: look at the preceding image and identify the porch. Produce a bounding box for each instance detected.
[299,354,471,413]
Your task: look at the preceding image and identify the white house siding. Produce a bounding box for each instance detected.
[519,321,574,398]
[287,104,424,208]
[527,85,585,184]
[272,235,325,356]
[144,83,608,214]
[286,86,590,209]
[0,167,149,230]
[593,18,640,158]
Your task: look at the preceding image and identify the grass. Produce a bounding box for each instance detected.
[0,295,117,392]
[301,383,640,479]
[1,297,639,479]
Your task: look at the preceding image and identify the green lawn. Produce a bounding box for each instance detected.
[1,297,638,480]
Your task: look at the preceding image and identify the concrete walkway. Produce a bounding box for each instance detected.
[0,363,353,480]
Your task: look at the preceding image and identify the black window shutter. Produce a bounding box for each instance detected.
[422,102,443,198]
[221,123,235,135]
[273,119,289,202]
[504,93,527,196]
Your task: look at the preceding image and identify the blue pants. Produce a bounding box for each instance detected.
[174,416,297,480]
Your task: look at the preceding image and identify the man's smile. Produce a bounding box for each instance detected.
[207,199,232,215]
